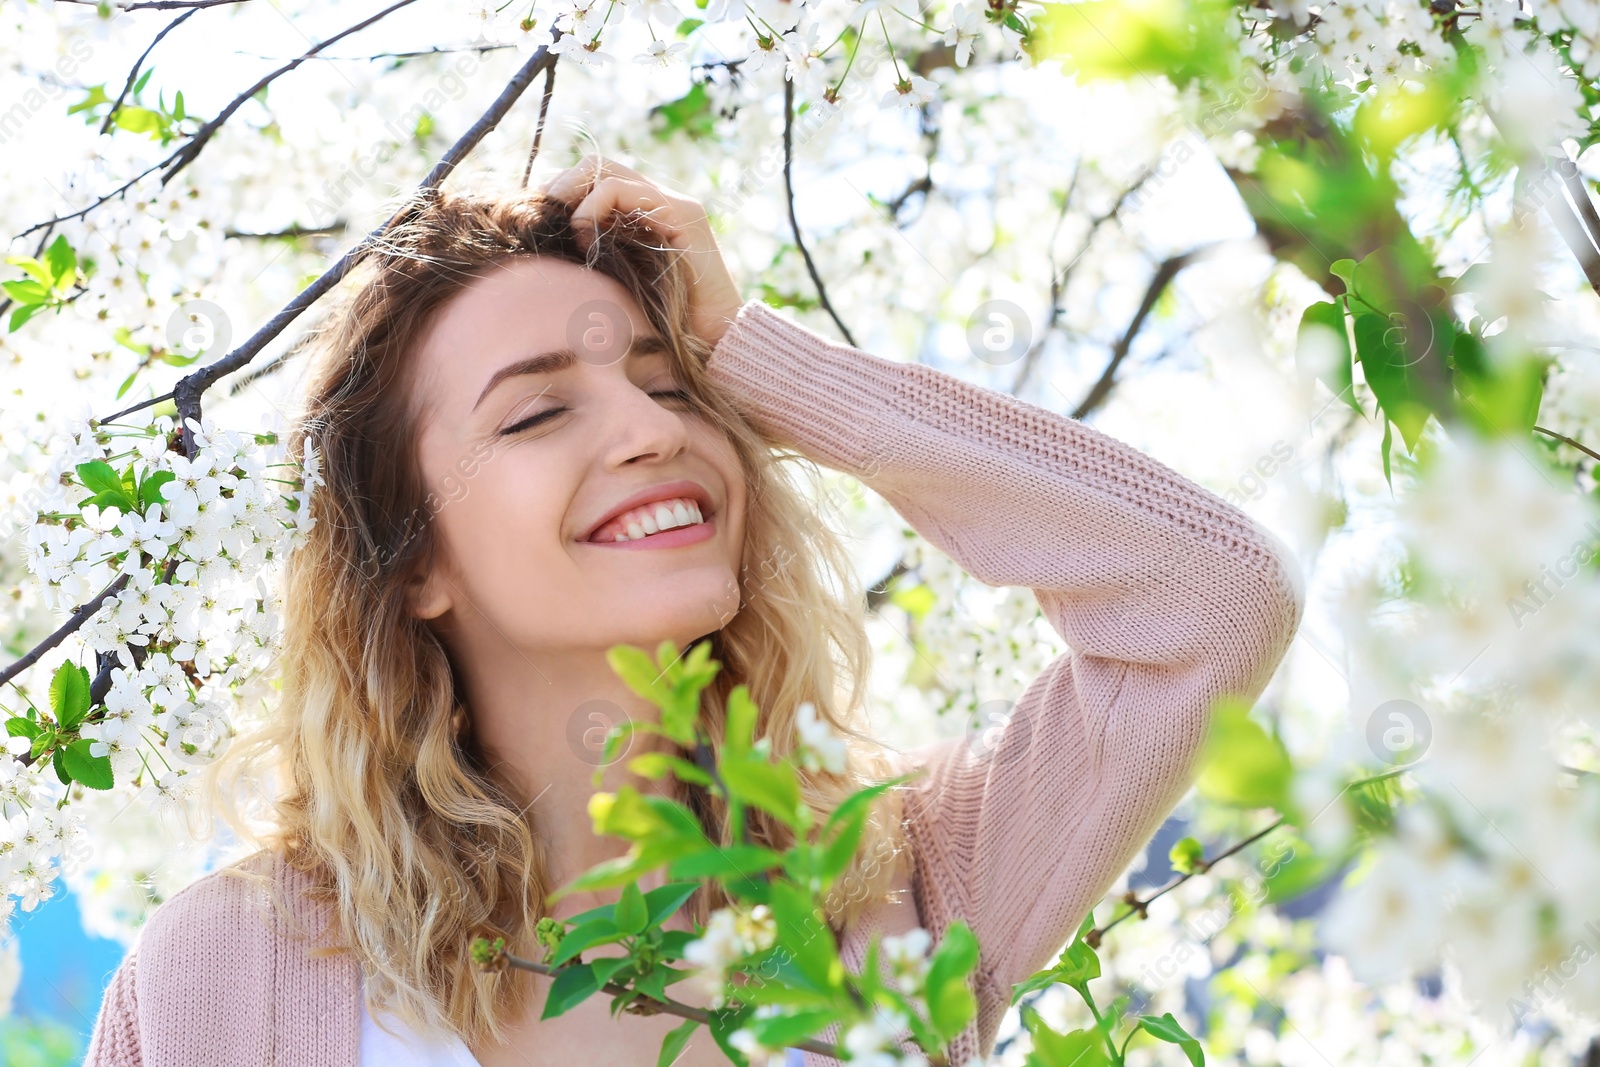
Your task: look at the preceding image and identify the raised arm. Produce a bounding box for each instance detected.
[704,298,1304,1060]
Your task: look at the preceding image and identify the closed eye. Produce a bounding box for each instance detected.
[498,390,693,436]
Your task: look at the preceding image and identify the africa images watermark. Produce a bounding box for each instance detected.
[0,38,93,147]
[1505,519,1600,629]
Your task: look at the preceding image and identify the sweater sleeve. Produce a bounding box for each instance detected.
[704,299,1304,1059]
[84,951,144,1067]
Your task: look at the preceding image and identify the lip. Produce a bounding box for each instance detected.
[579,478,716,543]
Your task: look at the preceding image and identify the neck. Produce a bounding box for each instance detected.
[455,641,681,908]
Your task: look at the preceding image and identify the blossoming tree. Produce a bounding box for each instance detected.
[3,0,1600,1061]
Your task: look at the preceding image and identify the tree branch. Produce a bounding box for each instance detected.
[1010,166,1154,396]
[1086,816,1286,947]
[55,0,247,8]
[101,9,199,137]
[521,59,560,189]
[3,40,562,719]
[1071,243,1220,420]
[490,948,842,1058]
[1534,423,1600,465]
[782,78,856,348]
[14,0,421,243]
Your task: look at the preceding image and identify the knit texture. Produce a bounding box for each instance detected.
[83,298,1302,1067]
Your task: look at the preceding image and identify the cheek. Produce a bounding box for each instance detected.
[427,447,575,574]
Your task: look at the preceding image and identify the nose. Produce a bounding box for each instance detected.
[598,373,693,469]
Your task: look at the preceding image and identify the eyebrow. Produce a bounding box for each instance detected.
[471,334,674,412]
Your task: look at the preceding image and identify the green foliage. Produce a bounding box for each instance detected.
[1030,0,1237,86]
[518,639,978,1065]
[1195,697,1293,813]
[4,235,82,332]
[649,81,717,141]
[70,72,197,146]
[5,661,114,789]
[0,1015,82,1067]
[1168,835,1205,875]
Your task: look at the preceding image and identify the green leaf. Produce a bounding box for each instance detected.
[1329,258,1357,290]
[1023,1005,1112,1067]
[649,82,716,142]
[75,460,137,513]
[1169,836,1205,875]
[5,717,41,741]
[744,1007,839,1049]
[1195,696,1293,811]
[540,962,600,1019]
[720,758,803,829]
[615,881,648,935]
[924,920,979,1041]
[1,279,49,305]
[657,1018,699,1067]
[549,918,623,966]
[139,470,174,509]
[1353,313,1431,453]
[767,878,842,992]
[43,235,76,288]
[818,804,868,882]
[8,303,45,332]
[668,845,783,881]
[48,661,91,731]
[1138,1012,1205,1067]
[5,256,52,287]
[643,882,701,927]
[51,747,70,786]
[1296,301,1359,413]
[590,955,632,987]
[61,738,114,790]
[1055,935,1100,988]
[114,106,164,136]
[724,684,758,756]
[674,17,704,37]
[606,644,669,706]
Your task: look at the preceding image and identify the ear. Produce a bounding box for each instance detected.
[405,558,454,621]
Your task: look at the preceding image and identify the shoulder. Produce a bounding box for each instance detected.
[112,848,360,1065]
[132,847,349,1001]
[139,848,327,955]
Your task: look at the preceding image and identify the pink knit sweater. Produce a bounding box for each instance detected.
[83,298,1302,1066]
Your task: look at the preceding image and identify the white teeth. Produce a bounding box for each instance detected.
[639,512,659,535]
[654,504,678,531]
[626,521,646,540]
[613,532,629,542]
[690,502,703,523]
[672,502,692,527]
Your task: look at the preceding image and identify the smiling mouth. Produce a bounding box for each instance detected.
[585,496,709,544]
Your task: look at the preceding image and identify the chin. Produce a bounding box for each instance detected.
[611,573,742,649]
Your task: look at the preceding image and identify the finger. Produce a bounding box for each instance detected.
[570,177,688,243]
[541,154,609,202]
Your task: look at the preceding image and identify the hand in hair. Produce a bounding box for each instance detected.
[539,154,744,348]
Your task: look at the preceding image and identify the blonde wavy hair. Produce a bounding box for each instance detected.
[209,188,908,1043]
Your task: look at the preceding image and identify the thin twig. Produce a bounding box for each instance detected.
[0,576,129,691]
[1071,243,1220,420]
[1010,168,1155,395]
[15,0,421,243]
[521,59,560,189]
[55,0,247,8]
[782,78,856,348]
[494,949,842,1057]
[101,9,199,136]
[1086,816,1286,947]
[1534,423,1600,465]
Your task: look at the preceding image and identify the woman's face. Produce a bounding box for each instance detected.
[402,255,746,661]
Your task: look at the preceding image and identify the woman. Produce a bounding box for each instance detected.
[84,157,1302,1067]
